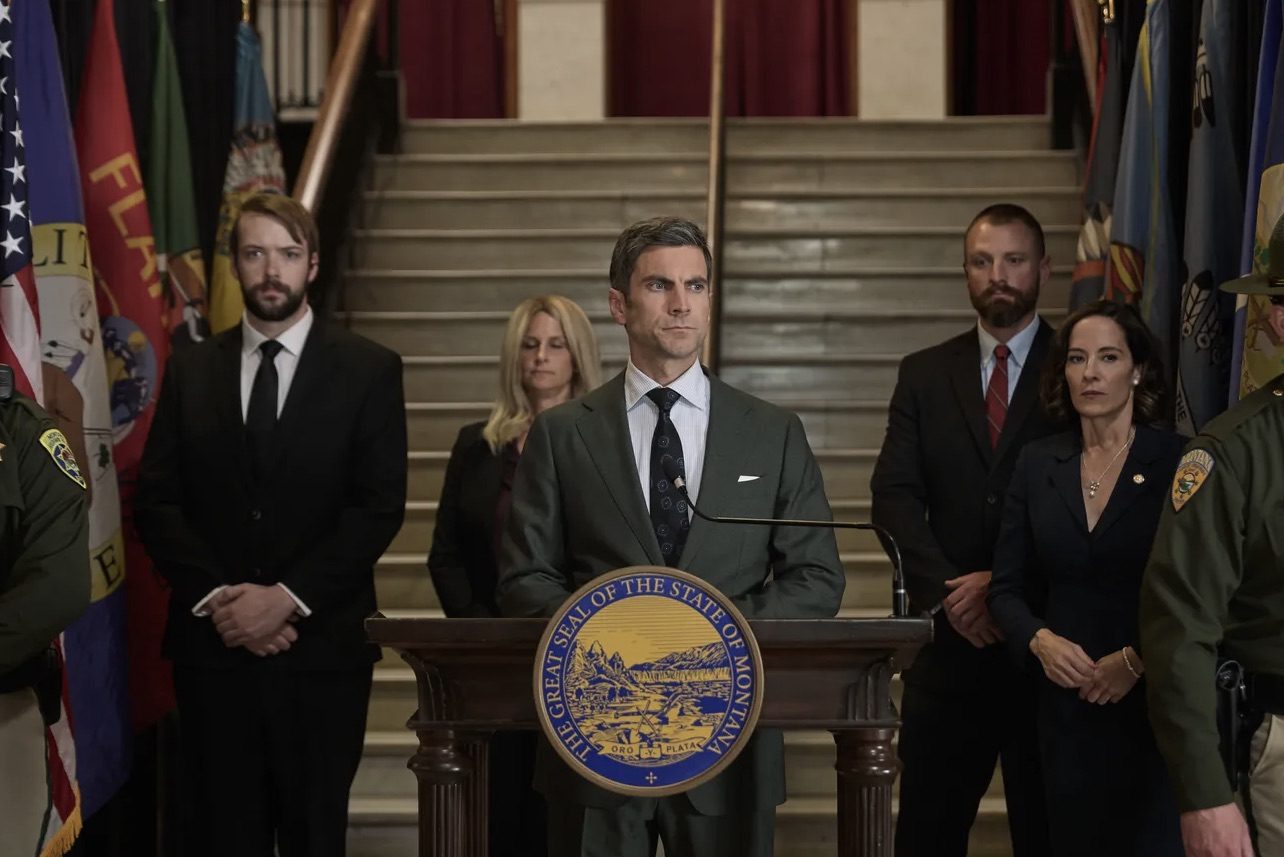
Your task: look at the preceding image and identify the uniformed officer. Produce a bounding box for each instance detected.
[0,364,89,857]
[1140,220,1284,857]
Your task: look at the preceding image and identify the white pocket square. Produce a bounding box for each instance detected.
[737,474,760,483]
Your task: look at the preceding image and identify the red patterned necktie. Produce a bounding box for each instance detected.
[985,344,1010,449]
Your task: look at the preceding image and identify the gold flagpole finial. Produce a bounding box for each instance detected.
[242,0,251,23]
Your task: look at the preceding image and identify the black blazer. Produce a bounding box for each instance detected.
[988,425,1185,669]
[870,321,1057,688]
[135,319,408,669]
[427,421,508,617]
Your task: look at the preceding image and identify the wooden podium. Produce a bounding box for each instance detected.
[366,616,930,857]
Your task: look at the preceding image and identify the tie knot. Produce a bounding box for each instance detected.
[993,344,1011,362]
[259,340,284,362]
[646,387,680,415]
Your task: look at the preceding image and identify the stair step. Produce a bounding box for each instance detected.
[387,498,882,561]
[360,187,1079,230]
[406,446,877,503]
[372,150,1079,192]
[346,307,1065,362]
[341,267,1074,314]
[401,397,893,459]
[397,115,1052,155]
[400,353,909,407]
[347,225,1078,272]
[374,550,896,614]
[346,790,1014,857]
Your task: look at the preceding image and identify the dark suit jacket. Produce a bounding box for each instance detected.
[428,421,507,617]
[135,319,408,670]
[870,321,1057,689]
[987,425,1185,668]
[497,370,844,812]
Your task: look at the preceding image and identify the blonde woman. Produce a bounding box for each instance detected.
[427,295,599,856]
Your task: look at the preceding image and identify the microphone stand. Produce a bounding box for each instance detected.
[665,464,909,619]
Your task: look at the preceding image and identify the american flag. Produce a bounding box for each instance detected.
[0,0,41,403]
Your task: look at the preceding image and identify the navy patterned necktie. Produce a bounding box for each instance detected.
[646,387,689,567]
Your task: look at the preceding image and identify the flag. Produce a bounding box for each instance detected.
[0,1,41,405]
[148,0,210,350]
[1071,14,1128,309]
[208,20,285,334]
[1231,0,1284,398]
[1106,0,1180,363]
[19,0,131,835]
[74,0,174,731]
[1175,0,1247,433]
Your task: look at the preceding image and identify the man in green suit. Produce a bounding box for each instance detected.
[498,217,845,857]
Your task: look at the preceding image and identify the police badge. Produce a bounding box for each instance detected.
[535,567,764,796]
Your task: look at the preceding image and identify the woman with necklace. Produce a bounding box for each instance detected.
[988,300,1184,856]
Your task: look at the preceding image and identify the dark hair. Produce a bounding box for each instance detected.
[1040,300,1169,425]
[609,217,712,294]
[229,191,319,262]
[965,203,1046,261]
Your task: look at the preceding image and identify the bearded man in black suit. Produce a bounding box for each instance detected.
[136,192,407,857]
[871,203,1055,857]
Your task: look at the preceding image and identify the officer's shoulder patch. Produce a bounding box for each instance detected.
[39,428,87,490]
[1171,449,1215,512]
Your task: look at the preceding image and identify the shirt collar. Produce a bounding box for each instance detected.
[242,305,314,359]
[977,314,1039,368]
[624,358,710,412]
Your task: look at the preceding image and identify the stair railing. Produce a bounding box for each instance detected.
[701,0,728,373]
[292,0,400,309]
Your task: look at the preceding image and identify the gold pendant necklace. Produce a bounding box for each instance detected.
[1083,426,1136,499]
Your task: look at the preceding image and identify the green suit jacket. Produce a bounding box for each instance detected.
[498,370,844,813]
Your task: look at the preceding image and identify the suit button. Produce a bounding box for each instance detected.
[251,567,262,578]
[986,494,997,505]
[250,509,262,521]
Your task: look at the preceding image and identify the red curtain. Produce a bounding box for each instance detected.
[608,0,850,117]
[399,0,504,118]
[952,0,1051,115]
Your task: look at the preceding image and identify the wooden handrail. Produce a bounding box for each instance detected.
[701,0,727,373]
[1069,0,1102,114]
[293,0,380,212]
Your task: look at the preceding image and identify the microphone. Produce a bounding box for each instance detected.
[661,459,910,619]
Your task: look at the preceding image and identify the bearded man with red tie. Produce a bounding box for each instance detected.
[871,204,1056,856]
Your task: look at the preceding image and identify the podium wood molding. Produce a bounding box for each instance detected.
[368,617,930,857]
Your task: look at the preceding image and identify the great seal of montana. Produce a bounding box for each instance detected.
[534,566,764,796]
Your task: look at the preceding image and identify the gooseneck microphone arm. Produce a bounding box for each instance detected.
[662,460,910,618]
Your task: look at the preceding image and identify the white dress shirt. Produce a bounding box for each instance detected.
[240,306,314,419]
[192,308,316,620]
[624,359,710,515]
[977,315,1040,405]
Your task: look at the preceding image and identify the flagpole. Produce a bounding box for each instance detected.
[242,0,251,24]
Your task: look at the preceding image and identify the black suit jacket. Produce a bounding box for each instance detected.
[987,425,1185,669]
[135,319,408,670]
[428,421,507,617]
[870,321,1057,688]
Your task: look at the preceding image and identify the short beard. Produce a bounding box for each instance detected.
[972,282,1037,329]
[243,281,307,322]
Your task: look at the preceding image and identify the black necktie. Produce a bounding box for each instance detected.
[647,387,689,567]
[246,339,284,476]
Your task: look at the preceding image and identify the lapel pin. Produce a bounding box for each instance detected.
[1133,474,1145,484]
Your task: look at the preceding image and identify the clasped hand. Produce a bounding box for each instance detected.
[943,571,1005,648]
[210,584,300,657]
[1029,629,1138,703]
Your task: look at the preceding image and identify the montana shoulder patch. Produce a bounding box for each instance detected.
[39,429,87,489]
[1171,449,1214,512]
